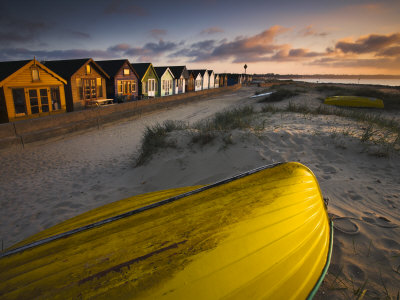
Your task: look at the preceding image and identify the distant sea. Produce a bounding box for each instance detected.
[290,78,400,87]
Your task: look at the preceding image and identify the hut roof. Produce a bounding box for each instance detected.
[130,63,154,80]
[169,66,187,79]
[189,69,207,78]
[96,59,138,78]
[0,60,31,82]
[43,58,109,80]
[153,66,170,79]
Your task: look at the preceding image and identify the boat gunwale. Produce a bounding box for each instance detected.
[306,219,334,299]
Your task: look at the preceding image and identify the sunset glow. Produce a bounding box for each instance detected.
[0,0,399,74]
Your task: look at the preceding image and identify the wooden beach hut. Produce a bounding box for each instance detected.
[0,59,67,123]
[207,70,215,89]
[215,74,220,88]
[154,67,174,97]
[96,60,139,103]
[201,70,209,90]
[169,66,188,94]
[190,70,203,92]
[130,63,159,99]
[44,58,109,111]
[227,73,241,86]
[187,71,195,92]
[219,73,228,87]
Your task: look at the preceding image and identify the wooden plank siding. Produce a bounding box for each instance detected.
[0,60,67,123]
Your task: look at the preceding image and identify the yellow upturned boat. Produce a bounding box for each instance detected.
[0,162,332,300]
[325,95,384,108]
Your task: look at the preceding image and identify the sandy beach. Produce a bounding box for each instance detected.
[1,83,400,298]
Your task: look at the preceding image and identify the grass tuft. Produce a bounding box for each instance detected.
[135,120,187,166]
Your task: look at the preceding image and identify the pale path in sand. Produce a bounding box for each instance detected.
[0,87,257,248]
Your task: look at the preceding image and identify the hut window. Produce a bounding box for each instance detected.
[96,78,103,97]
[12,88,27,115]
[117,80,123,95]
[76,79,83,100]
[132,81,136,92]
[123,68,130,75]
[86,64,91,74]
[32,68,40,81]
[29,89,39,114]
[40,89,49,112]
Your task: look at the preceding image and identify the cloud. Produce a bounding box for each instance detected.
[71,31,91,39]
[309,56,400,70]
[335,33,400,54]
[108,43,131,52]
[0,48,115,61]
[376,46,400,57]
[104,0,147,16]
[0,16,50,44]
[201,27,224,35]
[149,29,167,39]
[109,40,178,61]
[299,25,328,37]
[169,26,296,63]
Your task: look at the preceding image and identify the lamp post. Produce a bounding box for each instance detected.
[243,64,248,84]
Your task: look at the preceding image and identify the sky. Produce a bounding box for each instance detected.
[0,0,399,75]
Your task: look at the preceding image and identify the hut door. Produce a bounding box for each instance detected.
[83,79,97,100]
[148,79,155,97]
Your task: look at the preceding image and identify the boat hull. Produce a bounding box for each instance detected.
[0,162,332,299]
[324,95,384,108]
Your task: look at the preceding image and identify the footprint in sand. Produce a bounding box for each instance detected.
[380,238,400,249]
[386,199,397,209]
[347,263,365,281]
[348,190,363,201]
[362,213,398,228]
[333,217,359,235]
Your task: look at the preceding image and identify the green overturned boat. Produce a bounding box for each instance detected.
[325,95,384,108]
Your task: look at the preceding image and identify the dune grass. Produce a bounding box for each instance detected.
[135,95,400,166]
[135,107,254,165]
[135,120,188,166]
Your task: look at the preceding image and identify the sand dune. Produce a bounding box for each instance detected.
[1,84,399,298]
